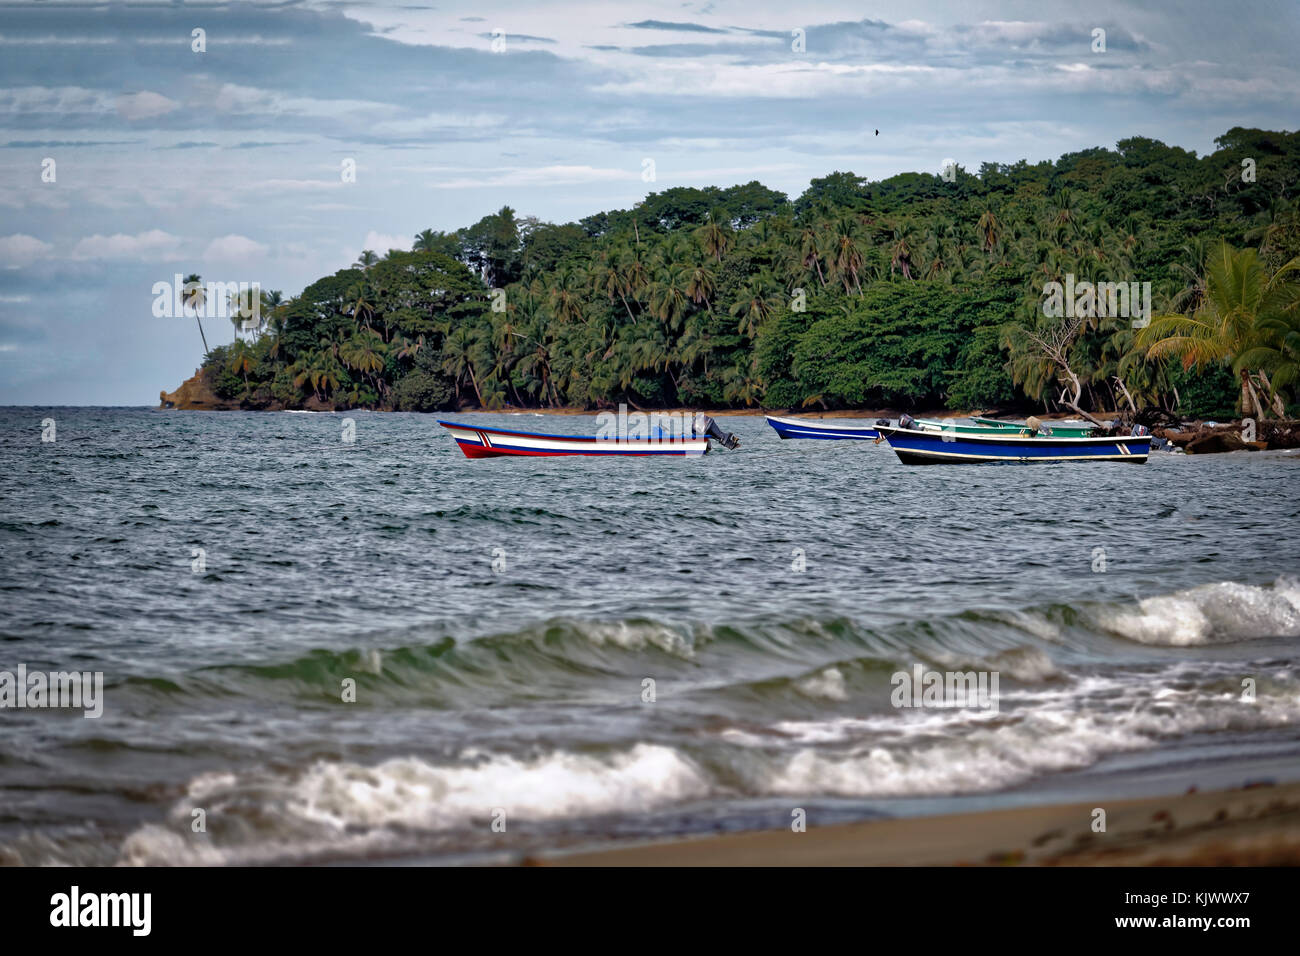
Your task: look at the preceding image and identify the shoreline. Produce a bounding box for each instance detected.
[525,781,1300,866]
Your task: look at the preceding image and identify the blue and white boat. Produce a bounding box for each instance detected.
[876,425,1150,464]
[765,415,880,440]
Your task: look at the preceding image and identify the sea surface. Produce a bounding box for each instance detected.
[1,407,1298,865]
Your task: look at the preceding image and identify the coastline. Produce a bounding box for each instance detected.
[526,781,1300,867]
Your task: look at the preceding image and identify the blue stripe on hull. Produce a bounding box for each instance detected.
[884,431,1149,463]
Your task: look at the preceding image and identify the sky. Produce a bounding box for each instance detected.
[0,0,1297,405]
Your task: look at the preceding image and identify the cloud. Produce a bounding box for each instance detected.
[370,111,505,137]
[203,235,270,261]
[0,234,54,268]
[626,21,730,34]
[478,32,557,44]
[2,139,140,148]
[70,230,183,261]
[360,231,411,255]
[430,164,640,189]
[209,83,398,119]
[116,91,179,121]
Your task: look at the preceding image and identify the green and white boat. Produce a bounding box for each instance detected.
[970,416,1096,437]
[910,417,1097,437]
[913,418,1033,436]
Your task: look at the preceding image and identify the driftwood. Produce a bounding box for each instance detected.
[1156,419,1300,454]
[1026,317,1107,428]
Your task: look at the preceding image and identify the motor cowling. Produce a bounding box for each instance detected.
[698,415,740,449]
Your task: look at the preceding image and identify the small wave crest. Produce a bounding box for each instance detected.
[1096,577,1300,645]
[118,744,707,865]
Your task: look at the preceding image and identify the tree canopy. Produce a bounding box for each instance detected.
[198,127,1300,418]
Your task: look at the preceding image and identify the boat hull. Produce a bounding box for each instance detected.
[879,426,1149,464]
[438,420,710,458]
[765,415,879,440]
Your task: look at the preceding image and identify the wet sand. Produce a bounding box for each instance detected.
[528,782,1300,866]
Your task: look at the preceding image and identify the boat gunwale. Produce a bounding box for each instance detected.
[437,419,707,444]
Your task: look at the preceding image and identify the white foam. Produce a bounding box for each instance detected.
[795,667,848,701]
[118,743,708,865]
[285,744,706,828]
[752,671,1300,797]
[1098,578,1300,645]
[576,620,695,657]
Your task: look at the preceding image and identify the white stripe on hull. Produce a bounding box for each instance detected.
[442,424,709,456]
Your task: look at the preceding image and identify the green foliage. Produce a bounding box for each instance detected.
[196,127,1300,414]
[392,369,455,411]
[1169,363,1238,420]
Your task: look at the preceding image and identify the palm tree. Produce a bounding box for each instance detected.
[887,220,916,280]
[346,282,376,333]
[1169,239,1211,315]
[183,273,210,354]
[442,326,490,406]
[696,210,733,263]
[796,224,827,287]
[829,216,866,292]
[546,266,587,325]
[226,288,260,341]
[721,361,762,406]
[977,208,1001,254]
[1236,282,1300,409]
[591,248,637,324]
[226,339,255,393]
[1138,242,1300,416]
[730,275,780,338]
[339,329,389,400]
[260,288,283,311]
[647,265,691,331]
[413,229,438,252]
[353,250,379,271]
[683,263,716,308]
[292,349,341,403]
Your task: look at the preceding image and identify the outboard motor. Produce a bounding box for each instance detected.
[898,413,916,430]
[698,415,740,450]
[1130,423,1150,437]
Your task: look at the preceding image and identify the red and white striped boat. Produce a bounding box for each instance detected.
[438,419,734,459]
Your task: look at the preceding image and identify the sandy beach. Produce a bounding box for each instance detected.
[532,782,1300,867]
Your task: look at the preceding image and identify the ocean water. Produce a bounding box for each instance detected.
[1,407,1298,865]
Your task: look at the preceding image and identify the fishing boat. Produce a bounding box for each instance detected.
[765,415,880,440]
[912,417,1035,436]
[439,417,739,459]
[875,424,1150,464]
[970,416,1095,438]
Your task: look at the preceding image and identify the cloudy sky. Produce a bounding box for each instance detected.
[1,0,1297,404]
